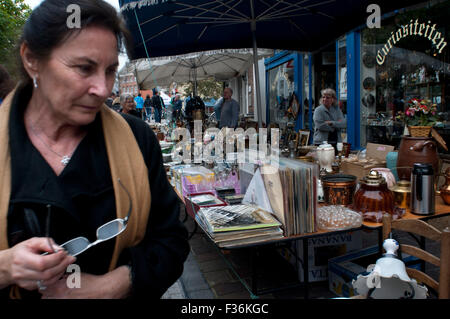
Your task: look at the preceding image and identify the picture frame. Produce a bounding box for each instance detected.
[298,130,310,147]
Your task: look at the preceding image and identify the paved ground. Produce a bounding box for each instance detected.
[163,204,449,299]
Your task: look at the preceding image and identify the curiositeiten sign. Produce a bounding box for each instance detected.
[376,19,447,65]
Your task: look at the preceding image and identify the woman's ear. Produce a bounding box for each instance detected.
[20,42,39,78]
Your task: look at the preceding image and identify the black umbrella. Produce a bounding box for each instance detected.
[119,0,424,127]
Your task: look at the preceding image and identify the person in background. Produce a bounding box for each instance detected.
[134,93,144,120]
[0,65,14,105]
[105,92,115,108]
[112,92,121,112]
[171,94,182,122]
[143,94,152,121]
[151,88,165,123]
[120,93,140,118]
[215,87,239,129]
[0,0,189,299]
[313,88,346,147]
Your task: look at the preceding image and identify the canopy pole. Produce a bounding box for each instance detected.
[250,0,263,129]
[134,8,158,89]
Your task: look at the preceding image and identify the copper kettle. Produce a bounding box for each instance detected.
[438,167,450,205]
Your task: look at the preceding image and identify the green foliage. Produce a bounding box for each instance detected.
[0,0,31,78]
[183,77,224,100]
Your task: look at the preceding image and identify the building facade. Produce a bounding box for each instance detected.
[264,0,449,150]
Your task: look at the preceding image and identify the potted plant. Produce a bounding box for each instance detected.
[396,98,438,137]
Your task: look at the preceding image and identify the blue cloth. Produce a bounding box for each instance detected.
[134,96,144,109]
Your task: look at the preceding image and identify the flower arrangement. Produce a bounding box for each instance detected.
[396,98,438,127]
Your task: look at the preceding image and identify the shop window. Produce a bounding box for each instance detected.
[267,60,295,127]
[337,37,348,142]
[360,1,449,148]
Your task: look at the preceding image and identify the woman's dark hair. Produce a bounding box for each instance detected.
[0,65,15,100]
[18,0,133,84]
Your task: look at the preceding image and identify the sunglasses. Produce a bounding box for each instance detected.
[46,179,132,257]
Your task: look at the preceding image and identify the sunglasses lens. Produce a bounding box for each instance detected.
[61,237,90,257]
[97,220,126,241]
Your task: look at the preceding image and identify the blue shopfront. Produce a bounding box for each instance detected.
[264,0,449,152]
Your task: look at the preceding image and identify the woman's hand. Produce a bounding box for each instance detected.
[0,237,76,291]
[40,265,132,299]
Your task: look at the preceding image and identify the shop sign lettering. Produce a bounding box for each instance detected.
[377,20,447,65]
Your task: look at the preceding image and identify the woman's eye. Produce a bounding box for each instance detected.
[106,68,117,76]
[77,65,93,74]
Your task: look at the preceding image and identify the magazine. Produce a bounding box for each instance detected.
[196,204,281,234]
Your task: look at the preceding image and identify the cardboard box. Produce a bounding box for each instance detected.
[328,245,378,297]
[328,245,422,297]
[279,231,363,282]
[340,143,395,181]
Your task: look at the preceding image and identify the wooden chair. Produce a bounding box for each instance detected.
[382,213,450,299]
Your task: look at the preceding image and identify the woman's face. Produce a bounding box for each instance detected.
[322,94,335,108]
[122,97,135,113]
[33,26,119,126]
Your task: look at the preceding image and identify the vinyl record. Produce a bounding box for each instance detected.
[363,77,376,91]
[362,51,375,68]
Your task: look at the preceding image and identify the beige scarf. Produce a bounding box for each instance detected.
[0,86,151,277]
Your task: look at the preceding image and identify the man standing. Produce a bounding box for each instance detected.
[151,88,165,123]
[134,93,144,119]
[216,87,240,128]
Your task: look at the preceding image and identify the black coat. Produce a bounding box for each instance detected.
[151,95,164,110]
[1,84,189,299]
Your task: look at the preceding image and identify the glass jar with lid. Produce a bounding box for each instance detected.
[353,170,395,222]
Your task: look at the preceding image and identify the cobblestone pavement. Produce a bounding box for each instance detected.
[161,280,187,299]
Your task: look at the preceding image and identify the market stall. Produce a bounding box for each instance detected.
[150,120,450,298]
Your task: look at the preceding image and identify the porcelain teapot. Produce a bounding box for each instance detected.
[316,141,335,173]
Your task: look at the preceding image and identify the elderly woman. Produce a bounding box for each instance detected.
[313,88,346,146]
[120,93,140,118]
[0,0,189,299]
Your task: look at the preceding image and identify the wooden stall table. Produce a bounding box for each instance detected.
[363,195,450,257]
[172,173,450,299]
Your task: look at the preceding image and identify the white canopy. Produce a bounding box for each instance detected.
[131,48,273,90]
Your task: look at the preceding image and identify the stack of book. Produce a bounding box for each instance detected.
[261,158,319,236]
[195,204,283,247]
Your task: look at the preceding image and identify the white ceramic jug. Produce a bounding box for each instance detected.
[317,141,335,173]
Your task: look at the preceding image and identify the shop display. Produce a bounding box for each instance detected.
[411,163,435,215]
[352,170,402,223]
[362,51,375,68]
[352,239,428,299]
[362,77,375,91]
[391,180,411,210]
[317,205,362,231]
[438,167,450,205]
[361,93,375,107]
[396,136,439,180]
[370,167,396,189]
[316,141,335,173]
[321,174,357,206]
[196,204,281,233]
